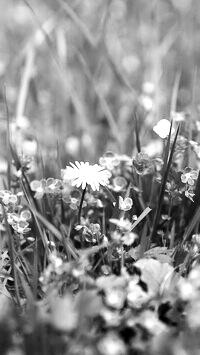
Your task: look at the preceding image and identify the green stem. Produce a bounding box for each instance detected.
[120,243,124,273]
[78,185,87,225]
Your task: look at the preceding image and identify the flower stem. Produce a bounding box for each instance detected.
[120,243,124,272]
[78,185,87,225]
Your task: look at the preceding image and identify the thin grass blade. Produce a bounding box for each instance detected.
[149,124,180,244]
[134,111,141,153]
[2,204,21,306]
[127,206,152,233]
[182,205,200,245]
[29,206,79,260]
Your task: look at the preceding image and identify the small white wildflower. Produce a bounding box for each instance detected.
[153,119,175,139]
[30,180,45,199]
[112,176,127,192]
[181,169,198,186]
[0,192,11,205]
[185,189,195,202]
[118,196,133,211]
[105,288,126,309]
[121,232,138,246]
[97,332,126,355]
[12,220,31,234]
[20,210,31,221]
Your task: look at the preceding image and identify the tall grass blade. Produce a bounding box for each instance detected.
[169,221,176,249]
[33,238,38,299]
[134,111,141,153]
[139,222,148,258]
[163,119,174,169]
[3,86,11,190]
[16,46,35,119]
[28,206,80,260]
[186,170,200,224]
[182,204,200,245]
[127,207,152,233]
[2,204,21,306]
[170,70,181,113]
[149,123,180,244]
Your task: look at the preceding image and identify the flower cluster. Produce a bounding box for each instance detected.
[99,151,120,171]
[181,167,198,202]
[62,190,81,210]
[0,190,18,208]
[30,178,62,199]
[7,209,32,234]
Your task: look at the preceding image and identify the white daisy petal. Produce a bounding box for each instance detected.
[70,162,77,169]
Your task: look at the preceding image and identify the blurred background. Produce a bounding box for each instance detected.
[0,0,200,177]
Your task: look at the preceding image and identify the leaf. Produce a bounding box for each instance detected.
[144,247,174,265]
[134,258,175,296]
[128,245,141,261]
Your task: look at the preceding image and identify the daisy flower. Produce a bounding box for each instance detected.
[153,119,175,139]
[62,161,111,191]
